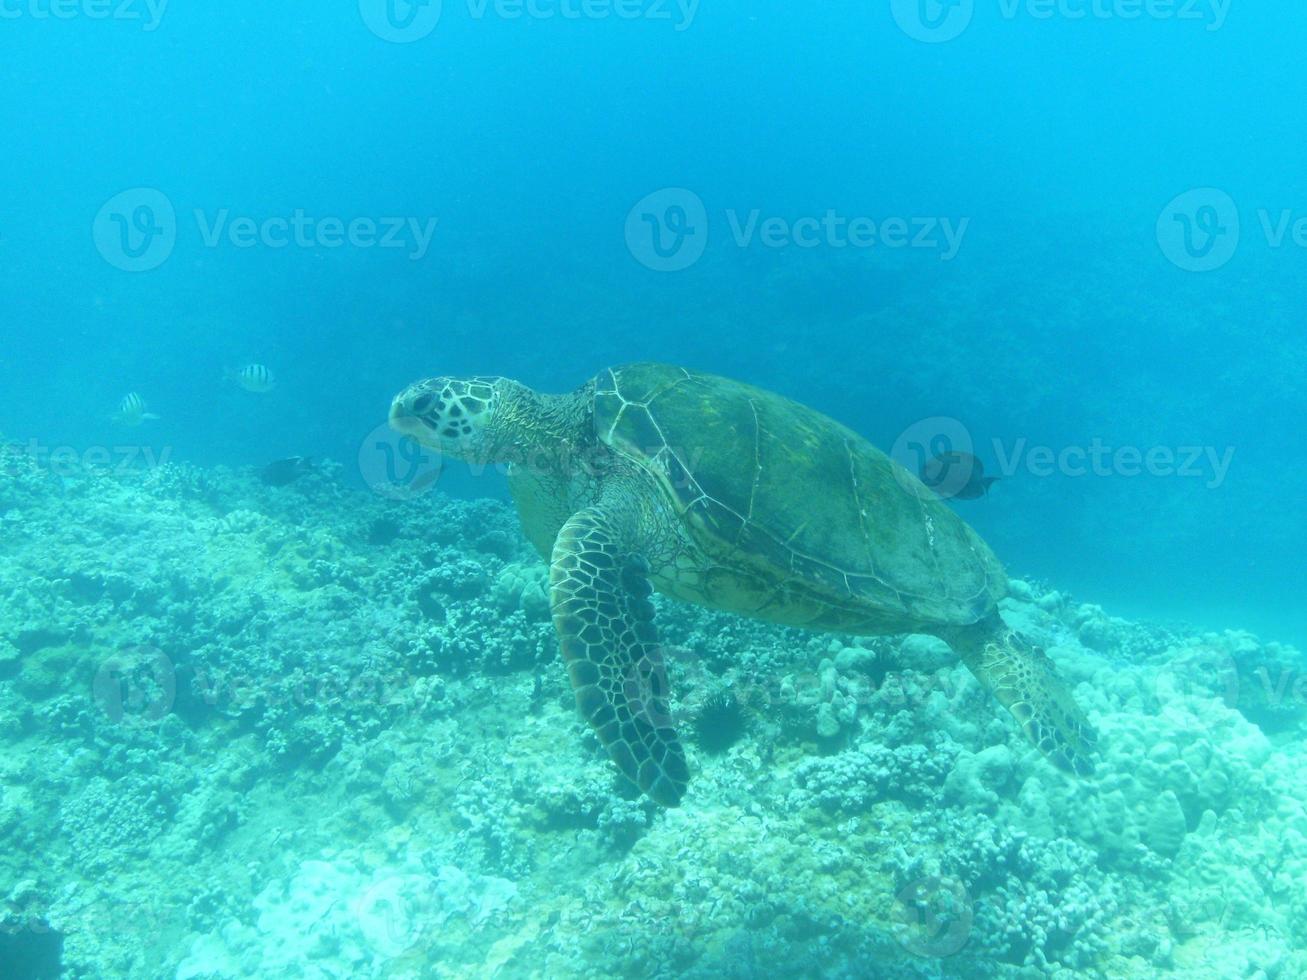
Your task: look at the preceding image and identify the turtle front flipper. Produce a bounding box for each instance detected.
[549,507,689,806]
[939,615,1098,776]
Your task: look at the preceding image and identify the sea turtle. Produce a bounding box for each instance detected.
[389,363,1097,806]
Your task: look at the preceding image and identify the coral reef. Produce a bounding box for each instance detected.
[1,457,1305,977]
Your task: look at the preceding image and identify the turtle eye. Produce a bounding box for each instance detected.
[411,394,435,416]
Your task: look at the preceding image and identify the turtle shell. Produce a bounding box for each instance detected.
[591,363,1006,630]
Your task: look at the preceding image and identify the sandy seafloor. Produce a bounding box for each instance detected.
[1,445,1304,979]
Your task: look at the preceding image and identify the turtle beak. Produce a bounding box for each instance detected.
[388,391,424,437]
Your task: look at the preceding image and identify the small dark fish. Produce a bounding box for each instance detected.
[920,451,999,500]
[260,456,315,487]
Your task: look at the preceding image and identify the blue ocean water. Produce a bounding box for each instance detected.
[3,4,1307,977]
[5,4,1303,646]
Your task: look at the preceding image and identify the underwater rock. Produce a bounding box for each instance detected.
[1076,603,1129,652]
[944,745,1017,811]
[833,644,876,675]
[1144,789,1188,858]
[491,561,551,622]
[1007,578,1035,603]
[814,701,841,739]
[1036,589,1067,612]
[895,633,955,673]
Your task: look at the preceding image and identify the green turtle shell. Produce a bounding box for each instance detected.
[591,363,1007,633]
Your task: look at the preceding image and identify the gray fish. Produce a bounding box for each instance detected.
[920,451,998,500]
[260,456,315,486]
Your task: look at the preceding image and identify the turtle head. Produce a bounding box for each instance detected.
[389,375,527,465]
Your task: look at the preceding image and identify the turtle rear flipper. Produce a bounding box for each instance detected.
[550,506,689,806]
[940,615,1098,776]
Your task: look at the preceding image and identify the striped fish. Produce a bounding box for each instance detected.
[112,393,161,427]
[227,363,276,393]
